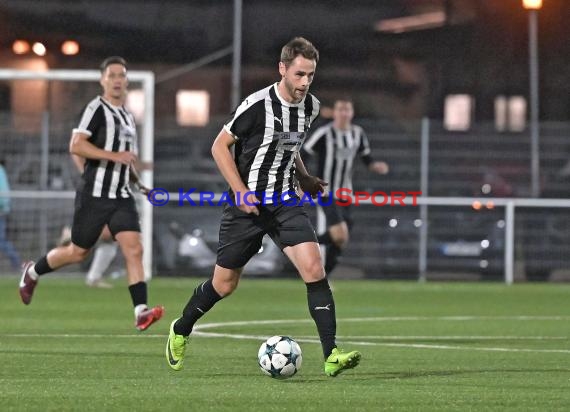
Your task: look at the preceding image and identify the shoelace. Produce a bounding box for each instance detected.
[172,336,189,357]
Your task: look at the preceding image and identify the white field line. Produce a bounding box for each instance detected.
[194,315,570,330]
[295,335,569,341]
[192,331,570,354]
[2,316,569,354]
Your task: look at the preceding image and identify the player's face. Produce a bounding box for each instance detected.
[333,101,354,128]
[100,64,128,103]
[279,56,316,104]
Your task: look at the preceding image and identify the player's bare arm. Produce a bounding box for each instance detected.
[70,132,136,165]
[129,165,150,195]
[294,154,327,198]
[71,154,85,174]
[211,129,259,215]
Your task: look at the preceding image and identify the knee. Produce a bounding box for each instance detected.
[69,245,90,262]
[215,277,239,297]
[212,265,242,297]
[215,281,236,297]
[301,256,325,282]
[123,242,143,261]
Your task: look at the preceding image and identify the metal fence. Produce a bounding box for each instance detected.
[149,118,570,281]
[1,112,570,282]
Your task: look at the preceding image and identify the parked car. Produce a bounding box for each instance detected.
[350,205,505,279]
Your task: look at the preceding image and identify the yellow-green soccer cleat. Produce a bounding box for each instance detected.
[166,319,189,371]
[324,348,361,377]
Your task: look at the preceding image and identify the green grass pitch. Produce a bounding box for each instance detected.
[1,276,569,411]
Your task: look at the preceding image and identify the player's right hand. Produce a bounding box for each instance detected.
[239,192,260,215]
[298,174,328,198]
[113,151,137,165]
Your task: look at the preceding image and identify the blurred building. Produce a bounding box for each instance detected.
[0,0,569,127]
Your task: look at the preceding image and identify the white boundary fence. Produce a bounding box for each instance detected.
[159,190,570,285]
[413,196,570,285]
[3,190,568,284]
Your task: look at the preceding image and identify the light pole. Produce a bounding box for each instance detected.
[231,0,243,111]
[523,0,542,198]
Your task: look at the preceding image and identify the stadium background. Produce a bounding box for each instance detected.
[0,0,569,282]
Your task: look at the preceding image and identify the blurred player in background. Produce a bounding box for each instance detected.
[83,230,117,288]
[0,158,21,270]
[18,56,163,331]
[303,98,389,274]
[166,38,361,377]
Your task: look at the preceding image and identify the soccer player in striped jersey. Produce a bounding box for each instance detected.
[166,38,361,377]
[303,98,389,274]
[18,56,163,331]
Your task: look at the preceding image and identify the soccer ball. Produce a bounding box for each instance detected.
[257,335,302,379]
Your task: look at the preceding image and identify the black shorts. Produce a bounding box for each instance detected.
[316,197,353,234]
[216,203,317,269]
[71,190,141,249]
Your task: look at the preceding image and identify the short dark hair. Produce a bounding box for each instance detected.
[334,97,354,106]
[100,56,127,73]
[280,37,319,67]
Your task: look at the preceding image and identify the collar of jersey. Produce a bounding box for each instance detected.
[100,96,125,110]
[332,124,352,134]
[272,83,306,108]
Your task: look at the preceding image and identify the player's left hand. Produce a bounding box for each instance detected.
[298,174,328,198]
[370,161,389,175]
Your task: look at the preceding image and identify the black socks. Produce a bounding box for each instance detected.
[306,278,337,358]
[174,279,222,336]
[35,256,53,276]
[324,244,342,274]
[128,281,147,307]
[172,277,336,360]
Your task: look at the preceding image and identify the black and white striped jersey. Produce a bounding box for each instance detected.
[73,96,138,199]
[224,83,320,202]
[303,122,372,194]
